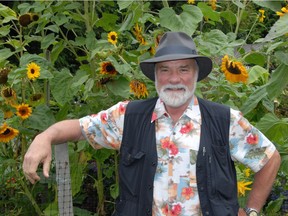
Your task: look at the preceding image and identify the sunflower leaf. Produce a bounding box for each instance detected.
[159,5,203,36]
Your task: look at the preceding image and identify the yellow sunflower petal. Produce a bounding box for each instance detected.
[27,62,41,80]
[0,125,19,143]
[16,103,32,120]
[107,31,118,45]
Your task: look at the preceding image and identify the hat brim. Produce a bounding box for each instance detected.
[140,54,212,82]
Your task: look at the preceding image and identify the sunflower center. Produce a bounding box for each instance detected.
[3,88,13,97]
[111,35,116,41]
[19,108,27,115]
[105,64,115,72]
[226,62,241,74]
[31,69,35,74]
[3,128,11,135]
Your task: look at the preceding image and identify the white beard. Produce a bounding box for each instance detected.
[156,83,195,108]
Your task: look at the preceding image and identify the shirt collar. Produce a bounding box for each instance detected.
[151,97,201,124]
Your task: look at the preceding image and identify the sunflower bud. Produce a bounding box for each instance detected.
[0,68,10,85]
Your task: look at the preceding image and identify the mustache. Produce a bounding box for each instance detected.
[161,84,188,91]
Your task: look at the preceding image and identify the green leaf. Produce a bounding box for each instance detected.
[117,0,134,10]
[262,14,288,42]
[39,69,54,79]
[248,65,269,84]
[25,105,56,131]
[159,5,203,36]
[50,69,76,106]
[274,50,288,66]
[266,63,288,100]
[220,10,237,25]
[0,25,11,36]
[240,86,267,115]
[198,2,220,22]
[96,13,118,31]
[251,0,282,12]
[244,52,266,67]
[0,3,17,23]
[255,113,288,145]
[106,77,130,98]
[41,33,57,49]
[0,48,15,63]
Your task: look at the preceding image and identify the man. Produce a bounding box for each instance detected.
[23,32,281,216]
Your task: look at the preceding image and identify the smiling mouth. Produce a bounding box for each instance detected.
[165,87,185,92]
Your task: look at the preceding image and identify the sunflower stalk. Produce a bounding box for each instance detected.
[234,0,248,37]
[13,164,44,216]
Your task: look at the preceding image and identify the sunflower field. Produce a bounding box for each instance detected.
[0,0,288,215]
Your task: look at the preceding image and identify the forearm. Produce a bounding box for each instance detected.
[246,150,281,211]
[37,119,84,145]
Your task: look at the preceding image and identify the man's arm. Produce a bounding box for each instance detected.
[238,150,281,215]
[23,119,84,184]
[246,150,281,210]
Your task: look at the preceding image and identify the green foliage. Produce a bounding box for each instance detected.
[0,0,287,215]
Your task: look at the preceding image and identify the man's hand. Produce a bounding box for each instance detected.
[22,134,52,184]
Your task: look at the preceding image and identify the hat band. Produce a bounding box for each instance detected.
[155,46,197,57]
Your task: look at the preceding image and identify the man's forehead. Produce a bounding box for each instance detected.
[156,59,197,67]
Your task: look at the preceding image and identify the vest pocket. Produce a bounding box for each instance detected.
[119,147,146,197]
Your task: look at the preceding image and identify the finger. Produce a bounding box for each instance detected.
[42,157,51,178]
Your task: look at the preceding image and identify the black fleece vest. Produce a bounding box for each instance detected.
[113,97,239,216]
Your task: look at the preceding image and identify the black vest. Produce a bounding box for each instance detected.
[113,97,239,216]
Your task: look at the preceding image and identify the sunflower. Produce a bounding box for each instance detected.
[237,180,252,197]
[100,62,117,76]
[0,122,8,134]
[129,80,148,98]
[276,5,288,16]
[221,55,248,83]
[4,110,13,119]
[209,0,217,10]
[0,124,19,143]
[27,62,40,80]
[0,67,10,84]
[133,23,146,45]
[16,103,32,120]
[258,9,265,22]
[19,13,39,27]
[187,0,195,4]
[107,31,118,45]
[1,87,17,104]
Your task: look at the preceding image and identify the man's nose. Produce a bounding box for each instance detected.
[169,71,181,83]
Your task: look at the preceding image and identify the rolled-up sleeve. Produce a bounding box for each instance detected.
[79,101,129,150]
[229,108,276,172]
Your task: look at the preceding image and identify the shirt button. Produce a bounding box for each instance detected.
[152,161,156,166]
[205,211,210,215]
[200,187,204,191]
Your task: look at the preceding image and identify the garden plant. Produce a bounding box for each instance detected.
[0,0,288,215]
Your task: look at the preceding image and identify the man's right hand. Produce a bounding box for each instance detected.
[22,133,52,184]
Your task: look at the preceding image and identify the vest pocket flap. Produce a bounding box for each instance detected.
[122,150,145,166]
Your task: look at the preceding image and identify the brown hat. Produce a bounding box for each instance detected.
[140,32,212,81]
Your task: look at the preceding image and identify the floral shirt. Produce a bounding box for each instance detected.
[79,98,276,216]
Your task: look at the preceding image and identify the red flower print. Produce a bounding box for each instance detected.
[181,187,194,200]
[100,112,108,124]
[180,122,194,134]
[161,204,169,215]
[169,144,179,156]
[246,133,259,145]
[171,204,182,216]
[151,112,157,122]
[161,137,171,149]
[119,103,126,114]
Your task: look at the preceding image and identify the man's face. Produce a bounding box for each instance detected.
[155,59,198,108]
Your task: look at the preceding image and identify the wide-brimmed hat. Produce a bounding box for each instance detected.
[140,32,212,82]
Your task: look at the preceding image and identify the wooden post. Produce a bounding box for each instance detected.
[55,143,74,216]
